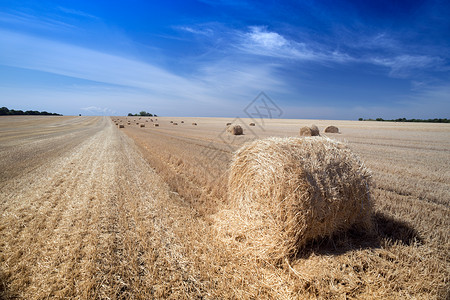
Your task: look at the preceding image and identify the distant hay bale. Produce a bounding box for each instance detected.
[325,125,339,133]
[154,123,159,127]
[140,124,145,127]
[300,125,320,137]
[227,124,243,135]
[311,124,319,135]
[118,124,124,128]
[173,122,178,125]
[192,122,197,125]
[249,123,255,126]
[218,137,372,262]
[226,122,232,126]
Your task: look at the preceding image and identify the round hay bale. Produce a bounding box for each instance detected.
[118,124,124,128]
[140,124,145,127]
[299,125,320,137]
[192,122,197,125]
[311,124,320,136]
[154,123,159,127]
[226,122,232,126]
[324,125,339,133]
[227,124,243,135]
[222,137,372,262]
[299,126,313,136]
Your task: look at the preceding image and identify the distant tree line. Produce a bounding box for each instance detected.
[358,117,449,123]
[0,106,62,116]
[128,111,157,117]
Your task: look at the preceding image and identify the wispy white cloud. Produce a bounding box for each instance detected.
[0,11,76,31]
[238,26,353,63]
[57,6,99,20]
[81,106,116,115]
[176,25,214,36]
[0,29,288,116]
[369,55,444,78]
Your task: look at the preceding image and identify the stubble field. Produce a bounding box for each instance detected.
[0,115,449,299]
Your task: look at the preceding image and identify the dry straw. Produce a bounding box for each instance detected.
[325,125,339,133]
[217,136,372,262]
[227,124,243,135]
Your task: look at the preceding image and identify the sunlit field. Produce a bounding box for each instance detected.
[1,115,449,299]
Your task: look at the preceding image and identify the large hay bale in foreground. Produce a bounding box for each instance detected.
[325,125,339,133]
[222,137,372,262]
[227,124,243,135]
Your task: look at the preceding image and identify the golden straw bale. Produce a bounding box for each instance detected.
[218,137,372,262]
[325,125,339,133]
[227,124,243,135]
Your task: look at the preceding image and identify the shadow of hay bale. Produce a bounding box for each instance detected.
[373,212,423,246]
[295,212,422,259]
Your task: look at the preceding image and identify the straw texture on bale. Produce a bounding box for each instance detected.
[219,137,372,262]
[227,124,243,135]
[325,125,339,133]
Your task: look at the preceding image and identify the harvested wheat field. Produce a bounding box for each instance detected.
[0,115,449,299]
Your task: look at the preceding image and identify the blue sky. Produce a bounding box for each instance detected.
[0,0,449,119]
